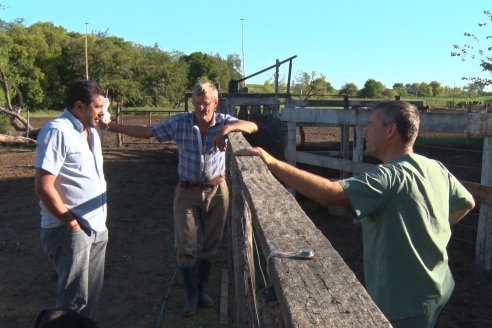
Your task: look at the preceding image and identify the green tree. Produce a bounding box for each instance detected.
[417,82,434,97]
[182,52,241,91]
[0,18,250,110]
[338,82,358,97]
[464,82,485,95]
[262,80,275,93]
[382,88,396,99]
[4,22,48,109]
[133,45,180,107]
[405,83,423,96]
[27,22,69,109]
[292,71,333,99]
[429,81,444,97]
[392,83,408,97]
[93,35,143,106]
[451,10,492,86]
[358,79,385,98]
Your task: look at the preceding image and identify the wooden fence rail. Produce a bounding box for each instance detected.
[227,132,391,327]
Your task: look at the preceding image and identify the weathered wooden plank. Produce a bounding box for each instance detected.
[229,162,253,328]
[462,181,492,205]
[353,126,364,163]
[286,150,375,174]
[287,99,424,109]
[0,134,36,145]
[228,132,391,327]
[476,136,492,270]
[224,97,281,106]
[281,107,370,126]
[281,107,492,136]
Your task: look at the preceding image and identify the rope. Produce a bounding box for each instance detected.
[252,230,268,288]
[240,190,262,328]
[155,249,178,328]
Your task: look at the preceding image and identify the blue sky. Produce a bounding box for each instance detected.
[2,0,491,90]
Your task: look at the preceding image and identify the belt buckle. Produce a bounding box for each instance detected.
[200,182,213,189]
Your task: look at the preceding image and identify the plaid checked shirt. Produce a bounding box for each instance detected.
[151,112,238,182]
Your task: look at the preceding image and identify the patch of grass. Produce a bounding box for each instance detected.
[28,110,61,118]
[416,134,483,150]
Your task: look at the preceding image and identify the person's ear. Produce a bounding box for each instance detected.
[72,101,85,118]
[387,122,398,139]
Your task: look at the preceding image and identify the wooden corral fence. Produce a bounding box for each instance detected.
[280,103,492,271]
[226,132,391,327]
[113,105,186,147]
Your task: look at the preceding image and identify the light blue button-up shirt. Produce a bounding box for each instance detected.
[35,109,107,231]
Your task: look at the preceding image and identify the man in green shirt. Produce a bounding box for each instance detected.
[236,101,475,327]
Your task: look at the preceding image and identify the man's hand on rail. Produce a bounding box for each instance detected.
[213,126,229,152]
[235,147,276,166]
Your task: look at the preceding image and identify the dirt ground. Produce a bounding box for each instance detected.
[0,117,491,327]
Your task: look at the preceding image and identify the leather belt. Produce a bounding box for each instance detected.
[179,173,225,189]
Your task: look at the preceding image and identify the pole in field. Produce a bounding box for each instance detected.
[85,22,89,79]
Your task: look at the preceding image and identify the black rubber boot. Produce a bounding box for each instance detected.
[197,260,214,308]
[181,266,199,316]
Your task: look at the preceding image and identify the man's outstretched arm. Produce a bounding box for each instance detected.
[106,121,154,139]
[235,147,351,207]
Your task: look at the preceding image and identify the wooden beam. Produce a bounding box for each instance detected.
[229,132,390,327]
[281,108,492,136]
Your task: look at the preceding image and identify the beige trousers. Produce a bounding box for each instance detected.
[173,181,229,267]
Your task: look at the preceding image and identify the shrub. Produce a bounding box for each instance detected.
[0,114,12,134]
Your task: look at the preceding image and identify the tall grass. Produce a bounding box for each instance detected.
[0,114,12,134]
[28,110,62,118]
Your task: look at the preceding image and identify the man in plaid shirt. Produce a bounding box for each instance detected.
[106,82,258,316]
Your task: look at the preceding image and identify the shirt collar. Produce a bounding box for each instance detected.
[62,108,84,133]
[191,112,217,127]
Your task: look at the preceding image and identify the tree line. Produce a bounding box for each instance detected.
[0,19,242,111]
[0,19,490,112]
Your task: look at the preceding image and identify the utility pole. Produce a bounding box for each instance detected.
[85,22,89,79]
[240,18,245,77]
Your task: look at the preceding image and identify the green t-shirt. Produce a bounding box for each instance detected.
[339,154,473,319]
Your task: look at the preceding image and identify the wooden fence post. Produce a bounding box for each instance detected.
[116,102,122,148]
[476,136,492,270]
[341,95,350,178]
[286,121,296,167]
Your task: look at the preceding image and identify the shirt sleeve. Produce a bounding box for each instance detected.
[35,128,67,176]
[224,114,239,125]
[447,169,474,212]
[152,115,178,142]
[339,165,393,219]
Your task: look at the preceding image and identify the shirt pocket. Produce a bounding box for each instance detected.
[65,151,94,172]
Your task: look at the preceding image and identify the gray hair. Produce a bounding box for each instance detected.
[373,101,420,143]
[192,82,218,101]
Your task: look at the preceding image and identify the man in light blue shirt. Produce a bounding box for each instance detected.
[35,80,108,322]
